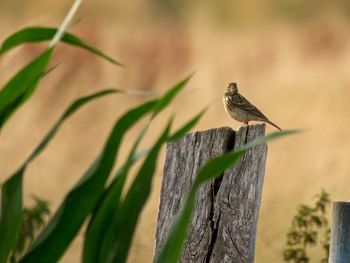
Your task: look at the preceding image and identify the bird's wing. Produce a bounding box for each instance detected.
[227,93,269,121]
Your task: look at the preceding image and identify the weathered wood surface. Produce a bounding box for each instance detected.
[329,201,350,263]
[154,124,267,263]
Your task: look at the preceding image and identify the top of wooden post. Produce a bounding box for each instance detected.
[155,124,267,263]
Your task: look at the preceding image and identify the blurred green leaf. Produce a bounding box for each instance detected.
[157,130,298,263]
[0,89,116,263]
[100,120,172,263]
[82,128,148,263]
[311,215,323,228]
[0,48,53,129]
[240,129,300,151]
[0,27,123,66]
[26,89,119,164]
[100,109,205,263]
[151,73,193,118]
[20,98,158,263]
[83,76,197,262]
[0,169,23,263]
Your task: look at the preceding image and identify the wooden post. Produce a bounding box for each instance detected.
[329,201,350,263]
[154,124,267,263]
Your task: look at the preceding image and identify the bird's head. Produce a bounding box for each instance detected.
[226,82,238,93]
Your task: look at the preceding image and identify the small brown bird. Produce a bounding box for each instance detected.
[223,82,282,131]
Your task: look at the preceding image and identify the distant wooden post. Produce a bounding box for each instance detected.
[154,124,267,263]
[329,201,350,263]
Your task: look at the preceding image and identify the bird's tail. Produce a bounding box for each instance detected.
[266,119,282,131]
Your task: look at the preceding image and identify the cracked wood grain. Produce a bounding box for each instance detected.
[154,124,267,263]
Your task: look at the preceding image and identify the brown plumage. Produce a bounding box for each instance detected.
[223,82,282,131]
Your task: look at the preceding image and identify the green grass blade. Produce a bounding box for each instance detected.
[241,129,301,151]
[100,112,205,263]
[156,130,300,263]
[100,120,172,263]
[0,27,123,66]
[20,99,158,263]
[83,77,195,262]
[0,48,53,129]
[30,89,118,162]
[0,89,116,263]
[151,74,193,119]
[82,124,149,263]
[0,168,24,263]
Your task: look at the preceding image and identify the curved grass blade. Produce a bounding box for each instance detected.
[82,76,196,262]
[82,124,149,263]
[0,89,117,263]
[151,73,193,119]
[99,120,172,263]
[156,130,300,263]
[0,27,123,66]
[0,48,53,129]
[20,99,158,263]
[27,89,119,163]
[241,129,301,152]
[83,109,204,262]
[100,111,205,263]
[0,169,24,263]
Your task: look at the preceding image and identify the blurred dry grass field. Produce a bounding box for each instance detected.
[1,1,350,262]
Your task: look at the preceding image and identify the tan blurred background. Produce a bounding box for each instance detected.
[1,0,350,262]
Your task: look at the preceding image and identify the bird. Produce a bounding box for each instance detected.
[223,82,282,131]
